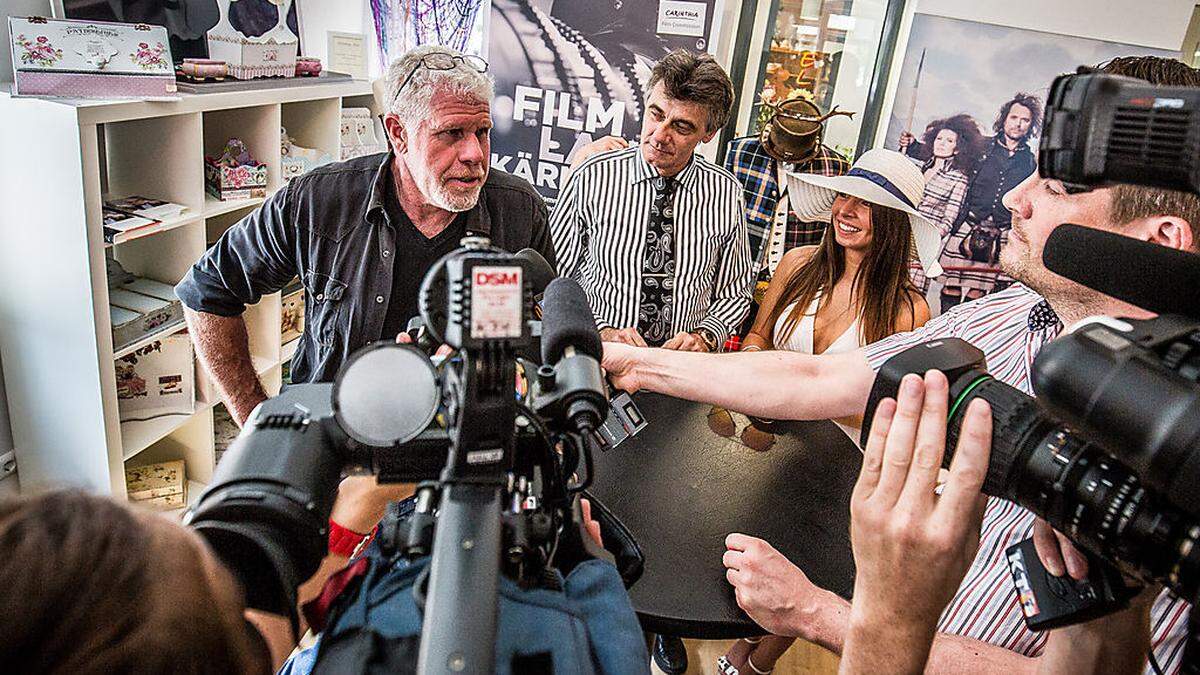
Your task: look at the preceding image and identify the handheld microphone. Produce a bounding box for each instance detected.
[514,248,558,297]
[1043,224,1200,319]
[539,278,607,433]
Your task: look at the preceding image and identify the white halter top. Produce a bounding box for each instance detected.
[772,296,863,356]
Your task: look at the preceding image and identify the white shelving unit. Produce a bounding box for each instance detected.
[0,80,376,502]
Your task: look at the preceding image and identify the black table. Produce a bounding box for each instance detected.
[588,393,863,639]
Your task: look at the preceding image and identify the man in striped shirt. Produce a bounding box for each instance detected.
[602,55,1199,673]
[550,50,754,353]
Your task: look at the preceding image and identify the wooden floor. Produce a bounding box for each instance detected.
[650,639,840,675]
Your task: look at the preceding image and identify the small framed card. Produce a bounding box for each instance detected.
[327,30,366,79]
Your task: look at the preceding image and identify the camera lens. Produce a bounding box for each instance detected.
[942,371,1200,600]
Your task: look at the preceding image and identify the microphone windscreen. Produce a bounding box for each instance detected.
[1043,224,1200,318]
[514,248,558,295]
[541,277,602,363]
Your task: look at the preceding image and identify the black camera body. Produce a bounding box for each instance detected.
[865,69,1200,661]
[1041,71,1200,195]
[865,317,1200,614]
[186,239,620,674]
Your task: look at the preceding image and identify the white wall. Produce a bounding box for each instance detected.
[871,0,1196,147]
[298,0,373,72]
[0,0,47,496]
[916,0,1193,51]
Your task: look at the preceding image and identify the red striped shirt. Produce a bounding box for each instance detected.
[863,283,1190,673]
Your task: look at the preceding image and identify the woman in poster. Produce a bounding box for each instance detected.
[902,114,985,293]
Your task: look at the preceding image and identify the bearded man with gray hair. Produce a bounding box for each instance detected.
[178,45,554,425]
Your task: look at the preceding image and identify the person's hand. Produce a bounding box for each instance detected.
[841,371,991,671]
[1032,518,1090,580]
[580,498,603,548]
[601,341,643,393]
[723,533,834,638]
[898,131,916,150]
[569,135,629,170]
[599,326,648,347]
[330,476,416,535]
[394,330,452,358]
[661,331,708,352]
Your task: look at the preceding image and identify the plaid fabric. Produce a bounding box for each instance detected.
[911,163,970,292]
[724,136,850,268]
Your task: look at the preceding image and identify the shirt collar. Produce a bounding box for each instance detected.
[993,135,1030,155]
[1026,298,1062,333]
[631,146,701,192]
[368,151,492,235]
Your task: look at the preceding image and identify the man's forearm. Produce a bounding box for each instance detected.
[184,307,267,426]
[802,593,1036,675]
[629,347,871,420]
[1035,589,1154,675]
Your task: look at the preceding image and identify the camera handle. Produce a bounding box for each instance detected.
[417,481,506,674]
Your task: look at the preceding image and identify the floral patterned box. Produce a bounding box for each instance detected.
[205,138,269,201]
[8,16,176,99]
[207,0,298,80]
[205,160,269,200]
[115,335,195,423]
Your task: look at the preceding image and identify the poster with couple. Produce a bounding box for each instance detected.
[883,14,1176,314]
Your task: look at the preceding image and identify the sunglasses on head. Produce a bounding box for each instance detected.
[394,53,489,102]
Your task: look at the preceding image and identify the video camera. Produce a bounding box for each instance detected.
[184,238,636,674]
[864,69,1200,668]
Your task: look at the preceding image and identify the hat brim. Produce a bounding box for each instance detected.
[784,171,944,277]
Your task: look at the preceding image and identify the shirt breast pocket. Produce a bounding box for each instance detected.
[305,271,349,349]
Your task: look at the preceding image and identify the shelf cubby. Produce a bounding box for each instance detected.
[282,97,342,160]
[102,113,206,213]
[124,407,214,515]
[203,104,283,194]
[0,80,373,500]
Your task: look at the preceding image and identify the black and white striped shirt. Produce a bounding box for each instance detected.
[550,146,754,342]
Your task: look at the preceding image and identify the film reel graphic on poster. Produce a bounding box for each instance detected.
[488,0,722,201]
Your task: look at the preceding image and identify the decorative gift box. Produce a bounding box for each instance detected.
[8,16,176,99]
[206,0,298,80]
[340,108,387,161]
[281,127,333,182]
[109,286,184,351]
[116,335,195,423]
[205,138,268,201]
[125,459,187,510]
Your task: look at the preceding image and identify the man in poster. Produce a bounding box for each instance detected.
[902,93,1041,311]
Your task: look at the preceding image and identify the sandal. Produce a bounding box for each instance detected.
[716,637,765,675]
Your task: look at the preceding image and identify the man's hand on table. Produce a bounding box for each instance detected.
[722,532,841,639]
[662,331,711,352]
[600,327,648,347]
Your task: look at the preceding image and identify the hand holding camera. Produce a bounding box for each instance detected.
[841,371,991,675]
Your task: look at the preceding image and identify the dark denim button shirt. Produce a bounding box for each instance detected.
[963,136,1036,228]
[176,152,555,383]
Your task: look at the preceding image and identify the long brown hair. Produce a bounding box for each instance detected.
[770,201,918,346]
[0,490,271,674]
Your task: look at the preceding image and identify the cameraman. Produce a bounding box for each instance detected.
[603,55,1199,672]
[836,370,1158,675]
[0,490,295,674]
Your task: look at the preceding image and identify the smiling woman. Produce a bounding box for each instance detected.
[739,149,938,432]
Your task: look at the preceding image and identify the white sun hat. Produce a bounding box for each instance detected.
[784,148,944,277]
